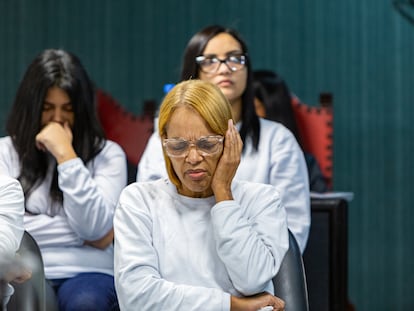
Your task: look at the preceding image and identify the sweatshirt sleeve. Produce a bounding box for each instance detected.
[58,141,127,240]
[0,175,24,256]
[211,183,289,296]
[268,125,310,253]
[114,185,230,311]
[24,214,83,248]
[136,132,168,182]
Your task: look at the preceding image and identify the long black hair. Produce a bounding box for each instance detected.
[6,49,105,204]
[253,69,301,145]
[180,25,260,151]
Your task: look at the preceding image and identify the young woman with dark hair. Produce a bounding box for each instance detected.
[179,25,260,151]
[137,25,310,253]
[0,49,126,311]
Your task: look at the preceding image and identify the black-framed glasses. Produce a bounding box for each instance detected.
[195,54,246,73]
[163,135,224,158]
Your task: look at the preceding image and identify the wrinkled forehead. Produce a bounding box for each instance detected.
[165,107,216,140]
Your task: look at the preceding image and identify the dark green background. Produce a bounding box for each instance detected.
[1,1,413,310]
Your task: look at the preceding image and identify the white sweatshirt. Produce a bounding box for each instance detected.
[137,118,310,252]
[114,178,289,311]
[0,174,24,257]
[0,136,127,279]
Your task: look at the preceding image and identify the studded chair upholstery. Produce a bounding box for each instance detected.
[291,94,334,189]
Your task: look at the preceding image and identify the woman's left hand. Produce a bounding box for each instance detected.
[211,119,243,202]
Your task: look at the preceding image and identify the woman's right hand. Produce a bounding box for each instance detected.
[231,292,285,311]
[84,228,114,249]
[35,121,77,164]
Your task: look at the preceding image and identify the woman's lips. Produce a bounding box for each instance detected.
[217,79,233,87]
[186,169,207,180]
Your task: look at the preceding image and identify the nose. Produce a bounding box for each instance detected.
[52,108,63,123]
[185,146,203,164]
[217,60,232,74]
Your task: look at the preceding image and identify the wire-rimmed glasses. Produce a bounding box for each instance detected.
[163,135,224,158]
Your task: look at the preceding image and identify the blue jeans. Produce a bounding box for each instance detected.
[49,272,119,311]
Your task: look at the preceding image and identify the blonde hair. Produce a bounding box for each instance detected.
[158,79,233,187]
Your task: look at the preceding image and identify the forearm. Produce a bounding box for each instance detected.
[58,149,126,240]
[116,269,230,311]
[84,228,114,249]
[24,214,83,248]
[211,197,288,296]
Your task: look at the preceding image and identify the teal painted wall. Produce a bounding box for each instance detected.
[1,1,413,310]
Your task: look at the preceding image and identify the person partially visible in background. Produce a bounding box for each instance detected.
[0,49,127,311]
[0,174,26,309]
[0,174,24,265]
[137,25,310,253]
[253,69,328,193]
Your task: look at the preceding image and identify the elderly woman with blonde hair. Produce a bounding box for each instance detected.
[115,79,288,311]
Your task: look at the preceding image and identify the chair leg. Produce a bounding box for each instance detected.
[7,281,39,311]
[45,281,59,311]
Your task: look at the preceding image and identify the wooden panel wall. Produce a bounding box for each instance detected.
[1,1,413,309]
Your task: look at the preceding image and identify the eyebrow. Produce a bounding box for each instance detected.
[43,101,72,105]
[166,134,218,140]
[202,50,244,57]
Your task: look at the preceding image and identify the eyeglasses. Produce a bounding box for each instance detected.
[195,54,246,73]
[163,135,224,158]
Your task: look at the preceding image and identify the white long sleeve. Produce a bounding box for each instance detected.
[237,119,310,252]
[136,131,167,181]
[0,175,24,257]
[24,214,83,248]
[0,136,127,279]
[57,148,126,240]
[137,118,310,252]
[114,178,288,311]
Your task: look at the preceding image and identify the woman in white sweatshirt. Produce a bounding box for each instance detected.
[115,80,288,311]
[137,25,310,253]
[0,49,126,311]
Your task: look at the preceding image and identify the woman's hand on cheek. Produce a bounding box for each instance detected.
[211,119,243,202]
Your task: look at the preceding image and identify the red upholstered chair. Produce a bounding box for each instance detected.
[96,90,154,166]
[292,94,356,310]
[96,90,155,183]
[291,94,334,189]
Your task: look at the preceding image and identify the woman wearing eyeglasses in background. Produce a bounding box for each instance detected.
[115,79,287,311]
[137,25,310,253]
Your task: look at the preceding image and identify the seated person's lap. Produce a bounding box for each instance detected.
[50,272,119,311]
